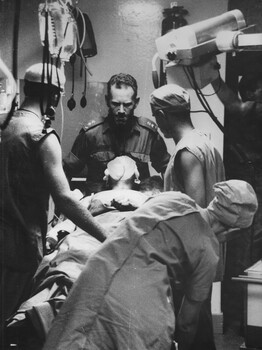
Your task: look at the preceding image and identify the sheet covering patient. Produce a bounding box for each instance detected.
[6,157,257,350]
[42,180,257,350]
[5,156,158,347]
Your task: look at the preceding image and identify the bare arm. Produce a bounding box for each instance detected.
[39,133,106,242]
[211,76,254,116]
[198,55,253,116]
[176,150,206,207]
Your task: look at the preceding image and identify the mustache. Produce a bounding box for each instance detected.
[116,112,127,117]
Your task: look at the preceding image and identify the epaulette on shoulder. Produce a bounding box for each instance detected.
[80,117,104,133]
[138,117,158,132]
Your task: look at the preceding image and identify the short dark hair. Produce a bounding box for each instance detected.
[238,73,262,101]
[107,73,138,99]
[139,176,164,194]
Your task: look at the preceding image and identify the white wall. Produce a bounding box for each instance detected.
[64,0,228,157]
[2,0,228,157]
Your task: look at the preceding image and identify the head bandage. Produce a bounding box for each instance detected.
[149,84,190,113]
[104,156,140,183]
[24,63,66,91]
[208,180,258,228]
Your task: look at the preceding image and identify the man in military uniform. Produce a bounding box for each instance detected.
[63,73,170,194]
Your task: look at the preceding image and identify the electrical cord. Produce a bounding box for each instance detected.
[41,5,64,125]
[75,19,93,76]
[191,110,209,113]
[73,6,93,76]
[73,6,86,49]
[202,71,222,96]
[184,65,224,133]
[60,93,65,141]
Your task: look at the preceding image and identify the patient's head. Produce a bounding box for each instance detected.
[103,156,140,190]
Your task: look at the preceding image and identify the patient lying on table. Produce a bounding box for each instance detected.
[5,156,163,348]
[5,157,258,350]
[43,179,257,350]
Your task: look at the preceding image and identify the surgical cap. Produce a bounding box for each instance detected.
[208,180,258,228]
[24,63,66,91]
[149,84,190,112]
[104,156,140,183]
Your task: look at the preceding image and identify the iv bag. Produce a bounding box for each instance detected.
[39,1,77,61]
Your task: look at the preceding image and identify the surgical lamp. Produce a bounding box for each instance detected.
[155,9,262,67]
[153,9,262,133]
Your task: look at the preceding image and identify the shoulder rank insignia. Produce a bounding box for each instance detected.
[138,117,158,132]
[146,120,158,130]
[81,117,104,133]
